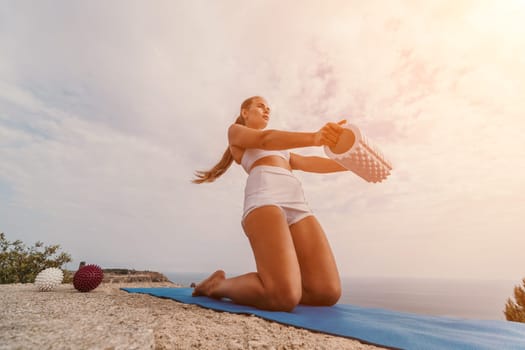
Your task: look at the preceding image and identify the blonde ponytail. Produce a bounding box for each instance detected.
[193,96,262,184]
[192,115,245,184]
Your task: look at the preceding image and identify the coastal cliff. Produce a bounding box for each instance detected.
[102,269,171,283]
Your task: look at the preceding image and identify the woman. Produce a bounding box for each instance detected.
[192,96,348,311]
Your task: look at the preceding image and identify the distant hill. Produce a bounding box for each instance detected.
[102,268,171,283]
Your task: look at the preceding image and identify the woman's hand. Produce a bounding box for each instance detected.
[314,120,347,147]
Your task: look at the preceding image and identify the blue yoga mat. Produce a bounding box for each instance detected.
[122,287,525,350]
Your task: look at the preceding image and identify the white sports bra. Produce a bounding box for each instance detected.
[241,149,290,173]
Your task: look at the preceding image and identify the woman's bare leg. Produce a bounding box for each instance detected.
[289,215,341,306]
[192,205,302,311]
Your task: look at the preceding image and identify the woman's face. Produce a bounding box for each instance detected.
[242,97,270,129]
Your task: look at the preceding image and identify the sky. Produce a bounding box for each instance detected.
[1,0,524,281]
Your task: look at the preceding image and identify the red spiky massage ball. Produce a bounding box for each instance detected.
[73,264,104,292]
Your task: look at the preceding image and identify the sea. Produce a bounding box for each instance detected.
[165,272,518,321]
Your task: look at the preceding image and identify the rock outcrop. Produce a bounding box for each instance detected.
[102,269,171,283]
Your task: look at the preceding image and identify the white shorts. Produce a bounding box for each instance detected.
[242,166,313,226]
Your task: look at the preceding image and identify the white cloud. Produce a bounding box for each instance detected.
[1,0,524,280]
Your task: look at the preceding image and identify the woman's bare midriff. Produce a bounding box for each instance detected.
[249,155,292,173]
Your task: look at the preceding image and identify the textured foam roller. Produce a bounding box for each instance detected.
[324,124,392,183]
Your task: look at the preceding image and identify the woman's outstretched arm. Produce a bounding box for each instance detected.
[228,121,345,150]
[289,153,347,173]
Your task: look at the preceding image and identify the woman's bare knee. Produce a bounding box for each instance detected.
[266,284,302,311]
[320,282,342,306]
[303,280,341,306]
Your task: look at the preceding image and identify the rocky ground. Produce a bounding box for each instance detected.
[0,282,385,350]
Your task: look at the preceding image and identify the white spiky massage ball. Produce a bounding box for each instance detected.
[35,267,64,291]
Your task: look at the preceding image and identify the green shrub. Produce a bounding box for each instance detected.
[504,278,525,323]
[0,232,72,284]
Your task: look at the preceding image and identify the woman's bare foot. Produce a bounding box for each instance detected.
[192,270,226,298]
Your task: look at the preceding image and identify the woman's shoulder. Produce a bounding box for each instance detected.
[228,123,247,133]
